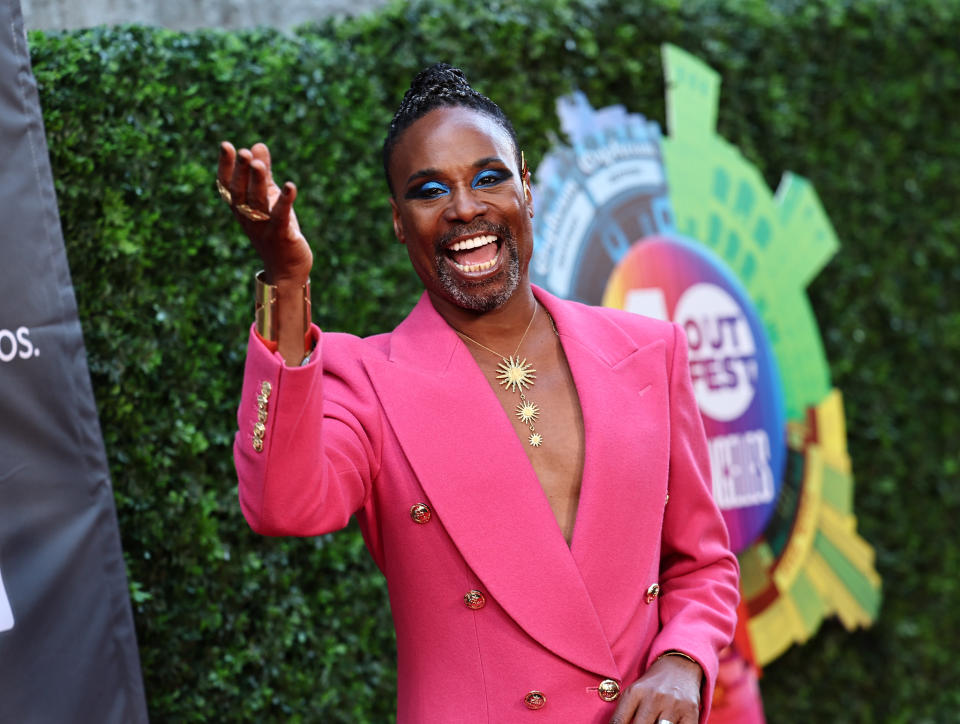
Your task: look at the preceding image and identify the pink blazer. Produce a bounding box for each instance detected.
[235,286,739,723]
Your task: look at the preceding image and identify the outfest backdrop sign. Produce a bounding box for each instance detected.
[532,45,882,676]
[0,2,148,720]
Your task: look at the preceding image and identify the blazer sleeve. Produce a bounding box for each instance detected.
[234,324,382,537]
[646,322,741,723]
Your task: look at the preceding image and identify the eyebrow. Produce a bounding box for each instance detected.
[403,157,510,187]
[404,167,441,187]
[473,156,507,169]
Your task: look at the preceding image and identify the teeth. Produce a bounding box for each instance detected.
[453,257,498,273]
[448,234,497,252]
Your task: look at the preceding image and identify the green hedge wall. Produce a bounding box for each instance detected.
[28,0,959,720]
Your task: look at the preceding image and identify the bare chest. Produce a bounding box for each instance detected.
[471,336,585,544]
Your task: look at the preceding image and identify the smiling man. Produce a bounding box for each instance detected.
[219,64,739,724]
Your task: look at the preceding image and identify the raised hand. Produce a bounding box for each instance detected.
[217,141,313,286]
[218,141,314,364]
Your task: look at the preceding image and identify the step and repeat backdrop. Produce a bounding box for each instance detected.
[0,1,147,721]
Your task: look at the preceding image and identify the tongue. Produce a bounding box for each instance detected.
[451,242,497,266]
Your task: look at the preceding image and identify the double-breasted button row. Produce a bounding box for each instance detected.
[521,679,619,711]
[252,381,272,452]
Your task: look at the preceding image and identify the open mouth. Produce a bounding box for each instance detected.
[444,233,502,273]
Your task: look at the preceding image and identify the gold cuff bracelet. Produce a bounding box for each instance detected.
[255,270,311,342]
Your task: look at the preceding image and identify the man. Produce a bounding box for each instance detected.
[218,64,739,724]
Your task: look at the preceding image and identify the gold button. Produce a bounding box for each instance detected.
[253,422,265,438]
[665,492,670,505]
[252,437,264,453]
[260,380,272,396]
[257,394,269,408]
[410,503,432,524]
[523,691,546,710]
[257,408,268,424]
[597,679,620,702]
[463,590,486,610]
[645,583,660,604]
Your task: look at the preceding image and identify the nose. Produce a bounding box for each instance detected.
[443,186,487,223]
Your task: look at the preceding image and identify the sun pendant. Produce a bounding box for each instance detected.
[496,356,536,393]
[516,401,540,425]
[528,432,543,447]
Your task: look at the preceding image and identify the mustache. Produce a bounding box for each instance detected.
[434,221,513,254]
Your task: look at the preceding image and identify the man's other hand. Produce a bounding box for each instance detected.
[608,654,702,724]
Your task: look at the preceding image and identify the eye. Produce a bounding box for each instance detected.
[407,180,450,199]
[472,169,510,188]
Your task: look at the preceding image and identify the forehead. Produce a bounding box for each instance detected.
[389,106,516,183]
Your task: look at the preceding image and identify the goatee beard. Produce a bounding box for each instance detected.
[434,223,521,313]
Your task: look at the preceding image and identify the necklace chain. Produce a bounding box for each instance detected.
[452,303,550,448]
[453,303,538,361]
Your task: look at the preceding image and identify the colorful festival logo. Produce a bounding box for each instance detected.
[531,45,881,672]
[604,236,787,552]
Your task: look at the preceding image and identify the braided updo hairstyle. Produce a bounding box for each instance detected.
[382,63,520,194]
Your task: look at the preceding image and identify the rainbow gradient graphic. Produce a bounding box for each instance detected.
[604,235,787,553]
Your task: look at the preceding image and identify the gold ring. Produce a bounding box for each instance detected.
[215,178,232,204]
[236,203,270,222]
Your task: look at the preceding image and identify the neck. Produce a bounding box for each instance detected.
[428,280,539,351]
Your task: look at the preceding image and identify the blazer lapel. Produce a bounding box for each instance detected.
[538,289,672,642]
[363,293,619,678]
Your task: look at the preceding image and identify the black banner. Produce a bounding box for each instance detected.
[0,1,148,720]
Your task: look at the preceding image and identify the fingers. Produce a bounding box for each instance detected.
[608,688,640,724]
[248,159,270,214]
[250,143,277,209]
[219,141,279,220]
[218,141,236,188]
[230,147,254,207]
[218,141,299,239]
[628,705,696,724]
[271,181,298,226]
[251,142,273,180]
[607,683,698,724]
[649,712,695,724]
[629,692,663,724]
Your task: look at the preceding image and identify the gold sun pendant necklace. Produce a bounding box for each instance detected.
[456,304,545,448]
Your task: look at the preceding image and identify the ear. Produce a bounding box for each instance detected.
[389,196,406,244]
[523,171,534,219]
[520,150,534,219]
